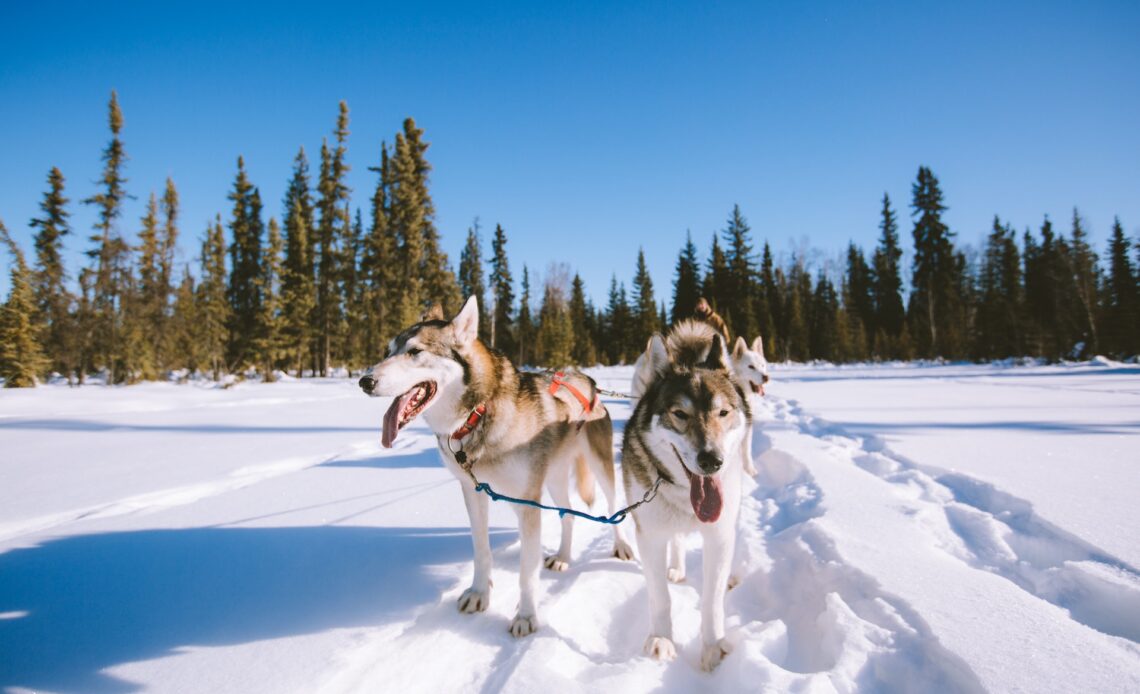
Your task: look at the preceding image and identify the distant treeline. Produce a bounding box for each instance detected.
[1,94,1138,387]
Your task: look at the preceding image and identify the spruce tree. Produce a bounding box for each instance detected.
[908,167,966,358]
[672,231,701,324]
[199,216,230,380]
[809,274,841,361]
[314,103,352,375]
[390,132,426,328]
[82,90,131,383]
[132,193,163,379]
[1104,217,1138,356]
[537,274,573,367]
[225,158,264,371]
[976,217,1023,359]
[871,193,906,356]
[403,117,461,314]
[517,265,534,365]
[257,217,286,380]
[569,273,596,365]
[0,220,48,386]
[338,206,364,369]
[169,266,199,377]
[632,248,658,348]
[282,149,316,375]
[759,242,779,356]
[29,166,74,378]
[361,142,396,358]
[489,223,515,356]
[844,242,875,358]
[722,204,758,338]
[704,235,730,326]
[1067,208,1100,356]
[604,276,633,364]
[458,220,489,341]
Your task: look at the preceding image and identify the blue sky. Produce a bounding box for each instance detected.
[1,1,1138,306]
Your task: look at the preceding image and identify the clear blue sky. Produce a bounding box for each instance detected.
[2,1,1138,306]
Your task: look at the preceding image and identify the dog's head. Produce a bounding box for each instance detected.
[732,335,770,396]
[641,333,748,523]
[358,296,480,447]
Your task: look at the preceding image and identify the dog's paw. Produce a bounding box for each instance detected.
[612,539,635,561]
[457,587,490,614]
[726,573,740,591]
[508,614,538,638]
[700,639,732,672]
[667,567,686,584]
[644,635,677,662]
[543,555,570,572]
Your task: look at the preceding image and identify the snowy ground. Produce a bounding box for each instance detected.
[1,363,1138,693]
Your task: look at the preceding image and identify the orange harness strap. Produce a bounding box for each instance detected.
[549,372,595,414]
[451,403,488,440]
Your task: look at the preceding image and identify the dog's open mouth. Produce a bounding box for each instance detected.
[682,465,723,523]
[750,381,765,396]
[382,381,437,448]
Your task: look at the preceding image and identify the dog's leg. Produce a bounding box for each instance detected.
[544,466,573,572]
[741,420,757,477]
[698,523,736,671]
[457,481,492,614]
[510,505,541,637]
[667,534,686,583]
[638,526,676,661]
[587,419,634,560]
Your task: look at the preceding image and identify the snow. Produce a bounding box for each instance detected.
[1,363,1138,693]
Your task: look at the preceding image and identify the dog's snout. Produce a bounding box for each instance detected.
[358,374,376,393]
[762,374,770,384]
[697,450,722,473]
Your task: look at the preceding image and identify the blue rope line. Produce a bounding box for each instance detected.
[473,482,631,525]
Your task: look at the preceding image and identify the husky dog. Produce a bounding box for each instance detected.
[358,297,634,637]
[631,321,766,476]
[622,331,751,671]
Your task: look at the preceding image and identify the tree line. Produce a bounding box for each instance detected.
[2,93,1138,387]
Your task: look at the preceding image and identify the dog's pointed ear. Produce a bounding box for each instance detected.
[733,336,747,359]
[701,333,728,370]
[648,334,669,374]
[451,296,479,344]
[751,335,765,359]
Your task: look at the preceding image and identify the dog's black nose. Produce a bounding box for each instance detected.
[762,374,770,384]
[358,374,376,393]
[697,450,722,474]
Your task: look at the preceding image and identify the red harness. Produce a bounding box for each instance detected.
[549,371,597,414]
[451,403,487,440]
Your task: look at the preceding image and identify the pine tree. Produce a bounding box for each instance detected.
[314,103,352,375]
[458,220,489,341]
[872,193,905,357]
[1067,208,1100,356]
[390,131,426,328]
[908,167,966,358]
[281,149,316,375]
[671,231,701,324]
[338,206,364,369]
[976,217,1023,359]
[403,117,461,314]
[781,259,811,361]
[604,276,633,364]
[1103,217,1138,356]
[256,217,286,380]
[759,242,779,356]
[704,234,730,326]
[1,220,49,386]
[225,158,264,371]
[199,216,230,380]
[29,166,74,378]
[361,142,396,359]
[82,90,131,383]
[809,274,840,361]
[157,178,179,370]
[169,266,199,377]
[569,273,596,365]
[722,204,758,338]
[131,193,163,379]
[489,223,515,356]
[537,270,573,367]
[632,248,658,349]
[517,265,534,365]
[844,242,875,358]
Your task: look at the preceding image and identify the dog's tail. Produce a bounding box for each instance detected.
[575,454,596,508]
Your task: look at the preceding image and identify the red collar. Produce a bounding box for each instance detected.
[451,404,488,440]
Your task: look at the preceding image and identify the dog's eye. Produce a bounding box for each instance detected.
[748,365,757,371]
[671,410,689,420]
[719,409,730,417]
[406,348,422,357]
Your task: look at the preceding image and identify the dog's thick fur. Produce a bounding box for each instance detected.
[622,329,752,671]
[359,297,634,637]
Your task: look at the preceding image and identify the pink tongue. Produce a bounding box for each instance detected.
[381,390,415,448]
[689,473,723,523]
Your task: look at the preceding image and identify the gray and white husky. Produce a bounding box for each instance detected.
[630,321,767,476]
[621,329,752,671]
[358,296,634,637]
